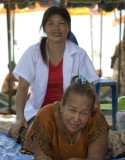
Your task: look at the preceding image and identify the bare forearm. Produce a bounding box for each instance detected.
[16,89,26,119]
[16,80,29,120]
[86,131,108,160]
[67,158,83,160]
[85,158,100,160]
[35,155,52,160]
[33,136,53,160]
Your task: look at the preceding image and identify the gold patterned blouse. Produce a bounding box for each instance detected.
[22,101,109,160]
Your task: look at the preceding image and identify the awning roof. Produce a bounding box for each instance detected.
[0,0,124,5]
[0,0,124,11]
[0,0,124,3]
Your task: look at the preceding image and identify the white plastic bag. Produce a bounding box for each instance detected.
[116,111,125,130]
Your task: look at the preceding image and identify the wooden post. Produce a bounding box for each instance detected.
[61,0,67,6]
[7,0,12,113]
[121,23,125,96]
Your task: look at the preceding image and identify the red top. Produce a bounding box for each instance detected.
[42,59,63,107]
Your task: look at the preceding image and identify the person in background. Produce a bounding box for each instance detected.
[22,75,109,160]
[111,41,123,82]
[96,69,102,78]
[1,61,18,96]
[7,6,99,142]
[111,41,125,96]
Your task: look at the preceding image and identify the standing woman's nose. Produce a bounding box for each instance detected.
[54,22,60,30]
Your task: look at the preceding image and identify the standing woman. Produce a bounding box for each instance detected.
[7,6,99,141]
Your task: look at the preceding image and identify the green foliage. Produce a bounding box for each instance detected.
[100,103,112,110]
[118,96,125,111]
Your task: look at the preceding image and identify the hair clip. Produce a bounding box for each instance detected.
[75,75,86,84]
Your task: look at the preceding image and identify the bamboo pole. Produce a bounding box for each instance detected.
[7,0,12,113]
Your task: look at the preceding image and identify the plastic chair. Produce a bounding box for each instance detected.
[95,78,118,130]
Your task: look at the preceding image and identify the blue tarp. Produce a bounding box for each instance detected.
[0,131,34,160]
[112,158,125,160]
[0,130,125,160]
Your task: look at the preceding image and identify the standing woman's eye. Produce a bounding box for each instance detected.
[48,22,54,25]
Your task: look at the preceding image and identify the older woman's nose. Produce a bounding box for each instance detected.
[73,113,80,122]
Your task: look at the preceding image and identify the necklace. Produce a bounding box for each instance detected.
[66,128,77,145]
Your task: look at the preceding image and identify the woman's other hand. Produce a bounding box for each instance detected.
[9,76,29,141]
[11,117,28,141]
[7,117,28,141]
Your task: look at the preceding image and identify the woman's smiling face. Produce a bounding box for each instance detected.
[61,92,93,135]
[44,14,70,43]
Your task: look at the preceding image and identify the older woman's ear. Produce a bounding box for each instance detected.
[60,101,63,113]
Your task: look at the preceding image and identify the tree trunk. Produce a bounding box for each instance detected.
[120,24,125,96]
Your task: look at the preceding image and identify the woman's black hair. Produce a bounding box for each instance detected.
[39,6,71,65]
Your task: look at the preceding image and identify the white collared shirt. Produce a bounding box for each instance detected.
[13,40,99,122]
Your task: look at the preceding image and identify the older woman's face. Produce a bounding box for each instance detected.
[44,14,70,43]
[61,92,93,135]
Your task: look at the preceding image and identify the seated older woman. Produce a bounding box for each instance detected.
[22,75,109,160]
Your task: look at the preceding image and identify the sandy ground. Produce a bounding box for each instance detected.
[0,114,16,131]
[0,114,112,131]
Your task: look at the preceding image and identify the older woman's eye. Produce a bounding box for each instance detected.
[81,112,89,117]
[69,109,76,112]
[82,112,87,115]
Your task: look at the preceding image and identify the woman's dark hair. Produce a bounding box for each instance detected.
[39,6,71,64]
[62,76,96,110]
